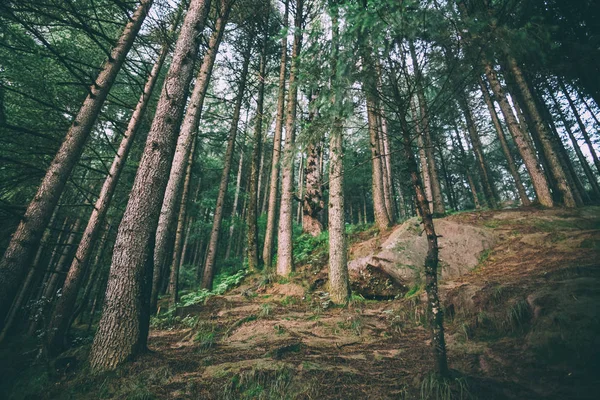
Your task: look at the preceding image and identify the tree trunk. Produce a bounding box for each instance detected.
[560,80,600,176]
[412,98,433,210]
[246,13,269,275]
[0,0,153,329]
[398,102,449,377]
[452,125,481,209]
[505,56,576,207]
[302,93,324,236]
[458,94,498,208]
[410,42,445,215]
[225,149,244,260]
[277,0,303,277]
[153,1,230,296]
[328,8,349,304]
[168,140,196,305]
[483,64,554,207]
[548,87,600,198]
[263,0,289,270]
[478,76,530,206]
[202,45,250,287]
[46,19,177,351]
[366,95,391,230]
[89,0,212,372]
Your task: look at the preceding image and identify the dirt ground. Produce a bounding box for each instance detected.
[2,206,600,399]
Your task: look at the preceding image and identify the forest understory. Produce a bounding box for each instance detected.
[2,206,599,399]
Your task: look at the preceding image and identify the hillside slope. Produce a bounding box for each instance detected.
[3,207,600,399]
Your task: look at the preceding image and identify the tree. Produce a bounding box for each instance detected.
[89,0,212,372]
[0,0,153,329]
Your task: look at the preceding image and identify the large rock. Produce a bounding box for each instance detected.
[348,218,497,291]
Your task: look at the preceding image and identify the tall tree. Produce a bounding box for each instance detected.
[263,0,289,269]
[0,0,153,329]
[276,0,303,277]
[89,0,212,372]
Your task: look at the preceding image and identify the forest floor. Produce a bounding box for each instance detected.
[2,206,600,399]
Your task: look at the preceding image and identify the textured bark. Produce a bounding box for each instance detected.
[89,0,212,372]
[411,98,433,210]
[458,94,498,209]
[46,23,175,352]
[398,102,449,377]
[409,42,445,216]
[478,77,530,206]
[277,0,303,277]
[262,0,289,270]
[225,149,244,260]
[548,88,600,198]
[0,0,152,328]
[366,95,391,230]
[168,140,196,303]
[327,9,349,304]
[297,155,304,225]
[561,81,600,176]
[71,224,111,326]
[153,1,230,296]
[483,64,554,207]
[379,110,397,222]
[302,93,324,236]
[245,16,269,275]
[202,47,250,288]
[505,56,576,207]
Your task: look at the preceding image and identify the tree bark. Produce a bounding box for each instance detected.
[504,56,576,207]
[0,0,153,329]
[458,94,498,208]
[46,16,177,351]
[225,149,244,260]
[483,64,554,207]
[560,80,600,176]
[276,0,303,277]
[262,0,289,270]
[246,13,269,275]
[548,87,600,198]
[89,0,212,372]
[409,42,445,215]
[327,7,349,304]
[478,76,530,206]
[302,93,324,236]
[153,0,230,296]
[202,45,250,288]
[411,98,433,210]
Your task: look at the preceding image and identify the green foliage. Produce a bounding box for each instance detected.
[179,269,247,308]
[293,231,329,266]
[420,373,472,400]
[194,322,217,352]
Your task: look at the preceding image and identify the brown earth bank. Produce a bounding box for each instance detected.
[1,206,600,399]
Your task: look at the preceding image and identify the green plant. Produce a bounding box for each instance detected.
[194,322,217,351]
[260,303,273,317]
[420,373,471,400]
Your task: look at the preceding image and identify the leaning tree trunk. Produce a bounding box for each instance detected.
[560,80,600,176]
[458,94,498,208]
[262,0,289,270]
[504,56,576,207]
[411,98,434,210]
[327,7,350,304]
[152,1,229,306]
[366,95,391,230]
[0,0,153,329]
[277,0,304,277]
[483,64,554,207]
[89,0,212,372]
[225,148,244,260]
[246,13,269,275]
[397,100,449,377]
[45,15,177,352]
[409,42,445,216]
[478,76,530,206]
[548,87,600,198]
[168,140,196,304]
[202,45,250,288]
